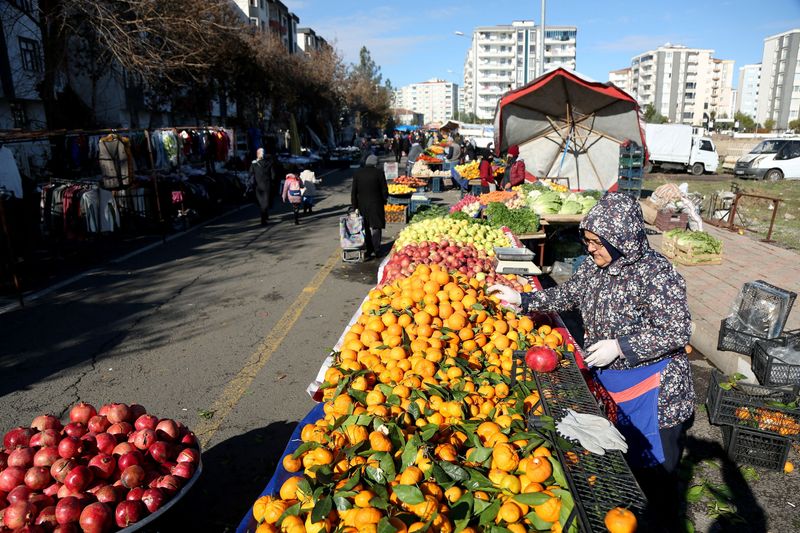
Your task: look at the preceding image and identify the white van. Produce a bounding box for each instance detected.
[645,124,719,175]
[734,138,800,180]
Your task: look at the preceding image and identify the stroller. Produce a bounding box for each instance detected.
[340,210,366,263]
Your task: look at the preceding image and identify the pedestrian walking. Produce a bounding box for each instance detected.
[250,148,273,225]
[299,168,318,214]
[282,172,303,225]
[392,133,403,164]
[351,154,388,259]
[405,140,423,177]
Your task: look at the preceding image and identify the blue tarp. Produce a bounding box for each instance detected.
[236,403,326,533]
[394,124,420,132]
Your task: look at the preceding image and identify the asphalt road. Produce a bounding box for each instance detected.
[0,166,385,530]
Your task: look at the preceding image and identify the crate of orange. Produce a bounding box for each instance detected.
[384,204,406,224]
[522,343,649,532]
[241,265,611,533]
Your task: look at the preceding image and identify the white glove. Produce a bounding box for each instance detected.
[556,409,627,455]
[584,339,621,368]
[486,284,521,306]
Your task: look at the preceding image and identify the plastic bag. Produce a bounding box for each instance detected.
[728,281,793,339]
[339,212,365,249]
[769,339,800,365]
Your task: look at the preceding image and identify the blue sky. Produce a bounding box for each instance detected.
[284,0,800,89]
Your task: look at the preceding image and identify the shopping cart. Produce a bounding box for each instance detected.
[340,210,366,263]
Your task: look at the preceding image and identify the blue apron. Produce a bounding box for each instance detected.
[594,358,670,468]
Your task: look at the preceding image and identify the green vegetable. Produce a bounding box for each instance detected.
[484,202,540,234]
[558,200,583,215]
[675,231,722,254]
[410,205,448,222]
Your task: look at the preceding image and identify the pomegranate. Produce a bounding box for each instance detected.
[132,429,156,451]
[133,415,158,432]
[171,461,195,480]
[69,403,96,425]
[79,502,112,533]
[125,487,144,501]
[8,447,35,468]
[120,465,145,489]
[88,455,115,480]
[63,423,87,439]
[525,346,559,373]
[80,433,98,455]
[180,432,198,448]
[107,422,133,438]
[94,486,117,505]
[50,458,76,484]
[31,429,60,448]
[111,442,135,457]
[4,427,34,449]
[54,523,80,533]
[57,437,83,459]
[87,416,110,434]
[7,485,32,504]
[34,505,58,528]
[140,488,164,513]
[154,420,179,442]
[30,415,62,432]
[24,467,51,491]
[103,404,131,425]
[57,484,74,499]
[114,500,144,528]
[154,474,180,493]
[148,441,174,464]
[55,496,83,525]
[128,404,147,420]
[28,493,54,511]
[94,434,116,456]
[43,482,61,497]
[3,500,35,529]
[33,446,59,468]
[64,465,93,493]
[0,466,25,492]
[176,447,200,464]
[117,451,144,471]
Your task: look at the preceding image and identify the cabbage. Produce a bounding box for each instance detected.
[558,200,583,215]
[580,197,597,214]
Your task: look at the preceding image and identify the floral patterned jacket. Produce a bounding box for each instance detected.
[521,193,694,428]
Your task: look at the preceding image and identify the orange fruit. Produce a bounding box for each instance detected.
[354,507,383,528]
[369,431,392,452]
[534,496,561,523]
[255,522,277,533]
[604,507,637,533]
[496,501,523,524]
[526,456,553,483]
[785,461,794,473]
[282,454,302,473]
[252,495,274,523]
[354,490,375,508]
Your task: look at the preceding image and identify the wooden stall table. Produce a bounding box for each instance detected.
[516,224,548,268]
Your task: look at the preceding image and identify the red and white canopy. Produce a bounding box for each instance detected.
[494,68,646,191]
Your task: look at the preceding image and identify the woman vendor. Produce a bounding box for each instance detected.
[489,193,694,528]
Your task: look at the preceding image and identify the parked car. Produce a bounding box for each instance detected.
[734,138,800,180]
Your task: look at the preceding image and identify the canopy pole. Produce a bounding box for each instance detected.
[573,127,605,190]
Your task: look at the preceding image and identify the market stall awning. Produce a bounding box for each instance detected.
[494,68,646,191]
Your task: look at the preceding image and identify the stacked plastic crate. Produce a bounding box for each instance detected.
[707,280,799,470]
[617,143,644,199]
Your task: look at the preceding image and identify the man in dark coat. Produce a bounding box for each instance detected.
[351,154,389,259]
[250,148,273,225]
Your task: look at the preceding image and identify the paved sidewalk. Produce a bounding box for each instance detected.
[647,224,800,378]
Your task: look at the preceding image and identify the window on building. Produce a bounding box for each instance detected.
[18,37,41,72]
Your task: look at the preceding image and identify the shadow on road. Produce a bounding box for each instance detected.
[151,419,298,532]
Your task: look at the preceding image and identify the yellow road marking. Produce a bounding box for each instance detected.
[196,247,341,447]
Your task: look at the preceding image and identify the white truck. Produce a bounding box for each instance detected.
[644,123,719,175]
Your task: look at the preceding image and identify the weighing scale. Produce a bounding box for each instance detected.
[494,247,542,276]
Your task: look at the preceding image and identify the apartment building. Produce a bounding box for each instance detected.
[297,28,328,54]
[608,67,633,94]
[392,79,459,125]
[628,44,734,126]
[0,0,46,130]
[232,0,298,53]
[755,29,800,129]
[736,64,761,118]
[463,21,577,121]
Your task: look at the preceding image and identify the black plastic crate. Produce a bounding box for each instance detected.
[717,317,786,355]
[731,280,797,340]
[705,370,800,439]
[525,350,649,532]
[752,336,800,386]
[721,424,791,470]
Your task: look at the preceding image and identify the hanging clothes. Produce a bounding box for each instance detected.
[98,134,134,188]
[0,146,24,199]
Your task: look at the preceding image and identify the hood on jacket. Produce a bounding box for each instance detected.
[579,192,648,267]
[365,155,378,167]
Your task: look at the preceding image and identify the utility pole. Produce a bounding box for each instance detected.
[538,0,546,77]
